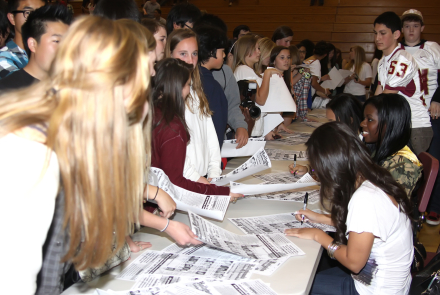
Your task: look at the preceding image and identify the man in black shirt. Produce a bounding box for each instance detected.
[0,5,71,91]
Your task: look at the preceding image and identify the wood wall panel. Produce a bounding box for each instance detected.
[339,0,436,7]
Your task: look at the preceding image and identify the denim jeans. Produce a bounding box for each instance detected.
[310,266,359,295]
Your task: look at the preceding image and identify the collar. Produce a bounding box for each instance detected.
[401,39,427,48]
[385,45,403,63]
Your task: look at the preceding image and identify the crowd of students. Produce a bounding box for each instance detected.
[0,0,439,294]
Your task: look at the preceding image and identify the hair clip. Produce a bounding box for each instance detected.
[46,87,58,96]
[229,40,238,54]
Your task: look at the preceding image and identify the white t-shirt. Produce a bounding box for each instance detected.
[344,62,373,96]
[346,181,413,295]
[234,65,266,136]
[404,41,440,105]
[377,45,431,128]
[184,87,222,181]
[303,58,321,97]
[0,133,60,294]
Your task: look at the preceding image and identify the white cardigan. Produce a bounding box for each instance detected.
[183,88,222,181]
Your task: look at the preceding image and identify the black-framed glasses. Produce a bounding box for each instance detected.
[11,10,33,19]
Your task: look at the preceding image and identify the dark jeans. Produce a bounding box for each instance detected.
[428,117,440,213]
[310,266,359,295]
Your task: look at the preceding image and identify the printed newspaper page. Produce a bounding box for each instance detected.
[244,189,320,203]
[149,168,230,220]
[189,211,305,260]
[264,149,308,161]
[210,147,271,186]
[229,211,336,234]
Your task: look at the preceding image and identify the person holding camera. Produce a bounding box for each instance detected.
[343,46,372,103]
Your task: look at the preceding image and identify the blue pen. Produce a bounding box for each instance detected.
[301,192,309,225]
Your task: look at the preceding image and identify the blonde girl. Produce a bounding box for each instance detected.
[254,37,275,75]
[164,29,222,185]
[232,34,280,139]
[343,46,372,103]
[0,17,196,294]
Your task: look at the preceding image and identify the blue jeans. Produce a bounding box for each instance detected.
[310,267,359,295]
[428,117,440,213]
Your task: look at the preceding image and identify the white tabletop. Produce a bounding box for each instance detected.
[62,110,329,295]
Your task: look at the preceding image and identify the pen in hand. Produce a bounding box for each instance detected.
[301,192,309,225]
[293,154,297,176]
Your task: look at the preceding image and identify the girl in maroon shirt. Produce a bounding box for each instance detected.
[151,58,242,200]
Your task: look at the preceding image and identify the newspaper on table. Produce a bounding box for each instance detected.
[116,250,257,281]
[149,168,230,221]
[253,171,303,184]
[307,113,327,119]
[264,149,308,161]
[300,121,324,128]
[230,173,318,195]
[160,243,290,276]
[119,279,278,295]
[221,137,266,158]
[210,147,271,186]
[229,211,336,235]
[189,211,305,260]
[273,132,311,146]
[244,189,320,203]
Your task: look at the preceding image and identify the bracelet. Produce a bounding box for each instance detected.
[327,240,342,260]
[160,219,170,232]
[153,186,159,200]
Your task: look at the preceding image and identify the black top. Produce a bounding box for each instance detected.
[0,69,38,91]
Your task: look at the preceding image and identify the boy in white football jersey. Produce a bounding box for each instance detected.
[401,9,440,225]
[374,11,432,156]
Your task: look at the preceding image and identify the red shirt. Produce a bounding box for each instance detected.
[151,107,230,196]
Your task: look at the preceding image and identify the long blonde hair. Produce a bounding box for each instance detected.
[164,29,211,117]
[0,16,151,270]
[231,34,260,74]
[344,46,366,77]
[255,37,275,75]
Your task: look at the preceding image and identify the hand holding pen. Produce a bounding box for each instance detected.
[301,192,309,225]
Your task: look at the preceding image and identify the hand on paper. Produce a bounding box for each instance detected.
[197,176,210,184]
[165,220,203,246]
[266,68,282,78]
[285,227,322,241]
[294,209,332,225]
[277,123,293,134]
[288,164,308,176]
[321,74,331,81]
[235,127,249,148]
[265,131,276,141]
[229,192,244,203]
[126,236,152,252]
[429,102,440,119]
[154,187,177,219]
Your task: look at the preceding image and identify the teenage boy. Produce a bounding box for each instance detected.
[374,11,432,155]
[0,4,71,90]
[233,25,250,40]
[194,25,229,150]
[400,9,440,224]
[165,3,201,34]
[154,8,166,25]
[143,0,160,19]
[0,0,46,78]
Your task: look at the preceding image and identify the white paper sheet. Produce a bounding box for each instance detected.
[189,211,305,260]
[116,250,257,281]
[264,149,308,161]
[320,66,344,90]
[230,173,318,195]
[161,243,290,276]
[208,279,279,295]
[244,189,320,203]
[262,113,284,137]
[131,275,202,290]
[259,69,296,113]
[229,211,336,235]
[221,138,266,158]
[339,69,354,79]
[149,168,230,221]
[210,148,271,186]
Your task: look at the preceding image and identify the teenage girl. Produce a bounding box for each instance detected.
[343,46,373,103]
[232,34,280,139]
[165,29,222,185]
[151,58,242,201]
[286,122,413,295]
[140,18,167,62]
[271,26,293,47]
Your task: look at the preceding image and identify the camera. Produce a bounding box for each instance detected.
[237,80,261,119]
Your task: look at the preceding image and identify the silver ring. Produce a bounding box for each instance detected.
[186,243,191,247]
[232,198,237,204]
[139,245,143,251]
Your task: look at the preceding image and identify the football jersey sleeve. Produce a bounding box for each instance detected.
[429,42,440,70]
[384,54,418,92]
